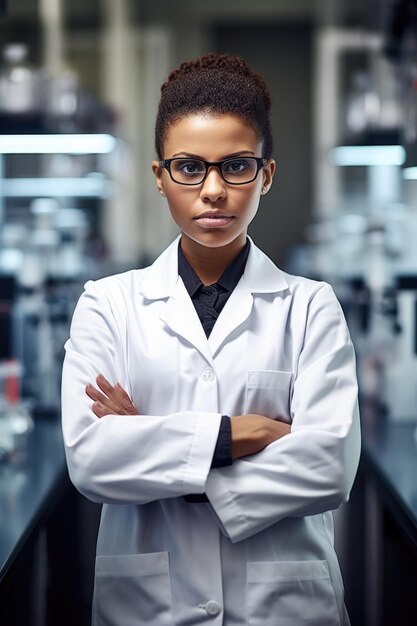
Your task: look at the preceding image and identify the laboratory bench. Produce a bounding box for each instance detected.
[0,417,100,626]
[0,413,417,626]
[361,411,417,552]
[341,408,417,626]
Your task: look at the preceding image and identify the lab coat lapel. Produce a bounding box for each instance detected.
[160,279,214,366]
[140,236,213,365]
[208,279,253,358]
[208,239,289,358]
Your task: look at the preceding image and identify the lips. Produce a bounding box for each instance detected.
[194,211,233,220]
[194,211,235,229]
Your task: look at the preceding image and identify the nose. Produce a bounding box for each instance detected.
[200,166,227,202]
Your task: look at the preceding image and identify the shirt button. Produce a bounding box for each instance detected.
[204,600,221,616]
[201,367,215,382]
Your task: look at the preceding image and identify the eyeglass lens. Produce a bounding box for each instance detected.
[169,158,259,184]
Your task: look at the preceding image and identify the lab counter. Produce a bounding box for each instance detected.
[0,419,66,586]
[342,409,417,626]
[0,414,417,625]
[361,414,417,551]
[0,418,100,626]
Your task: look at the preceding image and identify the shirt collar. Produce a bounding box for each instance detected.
[177,243,202,297]
[178,239,250,297]
[140,235,289,300]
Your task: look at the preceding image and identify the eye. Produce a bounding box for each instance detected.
[223,158,250,174]
[175,160,205,176]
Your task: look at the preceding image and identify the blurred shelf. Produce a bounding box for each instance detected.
[1,177,115,198]
[0,133,117,155]
[329,144,406,166]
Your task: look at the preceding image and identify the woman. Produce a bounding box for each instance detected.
[61,53,361,626]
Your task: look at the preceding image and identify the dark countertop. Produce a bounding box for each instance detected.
[360,411,417,552]
[0,418,67,586]
[1,411,417,590]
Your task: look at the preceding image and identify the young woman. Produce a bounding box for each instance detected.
[62,53,361,626]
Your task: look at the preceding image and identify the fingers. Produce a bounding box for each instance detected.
[95,373,116,397]
[86,382,120,417]
[85,382,111,405]
[90,400,110,419]
[115,383,137,412]
[85,374,138,418]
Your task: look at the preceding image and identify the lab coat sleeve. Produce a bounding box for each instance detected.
[61,280,222,505]
[205,283,361,544]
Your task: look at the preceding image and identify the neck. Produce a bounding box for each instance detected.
[180,234,247,285]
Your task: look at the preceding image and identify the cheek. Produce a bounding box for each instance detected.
[165,190,193,222]
[164,185,184,208]
[236,187,262,212]
[167,202,182,224]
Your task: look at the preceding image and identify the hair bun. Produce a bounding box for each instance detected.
[176,53,249,75]
[162,52,271,112]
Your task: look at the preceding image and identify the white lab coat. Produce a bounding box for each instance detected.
[61,236,361,626]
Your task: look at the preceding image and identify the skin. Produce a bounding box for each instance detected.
[86,112,291,459]
[152,113,275,284]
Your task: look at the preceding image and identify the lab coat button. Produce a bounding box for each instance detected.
[204,600,221,616]
[201,367,215,382]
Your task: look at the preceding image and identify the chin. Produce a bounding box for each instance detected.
[183,230,246,249]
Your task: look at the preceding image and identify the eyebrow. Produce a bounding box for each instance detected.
[170,150,256,159]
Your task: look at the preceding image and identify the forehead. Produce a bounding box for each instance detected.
[164,113,261,159]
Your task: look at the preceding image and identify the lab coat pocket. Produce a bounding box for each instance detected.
[247,560,340,626]
[93,552,173,626]
[244,370,292,421]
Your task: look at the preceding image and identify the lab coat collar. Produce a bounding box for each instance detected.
[140,235,181,300]
[140,236,289,363]
[140,235,289,301]
[243,237,289,294]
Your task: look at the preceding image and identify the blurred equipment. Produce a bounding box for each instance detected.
[384,275,417,419]
[343,53,402,143]
[0,43,43,124]
[0,42,115,134]
[0,359,33,463]
[0,42,118,428]
[0,200,92,417]
[310,23,417,421]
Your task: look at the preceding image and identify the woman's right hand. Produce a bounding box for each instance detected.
[85,374,139,418]
[230,414,291,460]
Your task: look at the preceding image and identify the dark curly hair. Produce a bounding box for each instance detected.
[155,52,273,160]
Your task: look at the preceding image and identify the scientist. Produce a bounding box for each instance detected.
[61,53,361,626]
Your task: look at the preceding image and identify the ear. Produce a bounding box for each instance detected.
[152,160,166,196]
[261,159,276,194]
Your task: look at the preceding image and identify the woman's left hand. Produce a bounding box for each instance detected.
[85,374,139,418]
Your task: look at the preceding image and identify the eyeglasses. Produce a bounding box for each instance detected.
[159,157,268,186]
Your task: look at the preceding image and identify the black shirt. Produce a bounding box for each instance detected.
[178,240,250,501]
[178,239,250,339]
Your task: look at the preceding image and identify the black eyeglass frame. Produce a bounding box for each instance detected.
[158,157,268,186]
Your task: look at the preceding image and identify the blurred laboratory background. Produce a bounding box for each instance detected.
[0,0,417,624]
